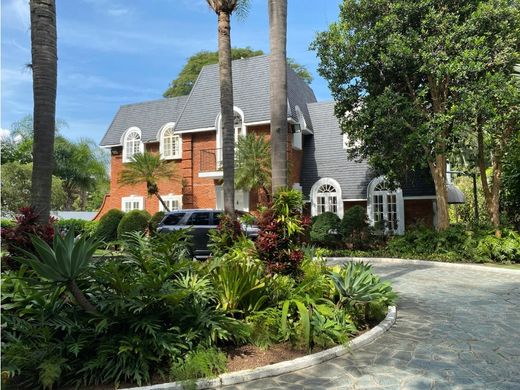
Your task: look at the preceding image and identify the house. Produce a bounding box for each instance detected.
[96,55,452,233]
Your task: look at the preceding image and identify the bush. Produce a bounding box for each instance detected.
[207,213,244,257]
[170,347,227,382]
[149,211,165,235]
[310,212,341,246]
[340,206,369,244]
[54,218,88,236]
[1,207,55,269]
[94,209,124,242]
[117,210,151,239]
[83,220,99,237]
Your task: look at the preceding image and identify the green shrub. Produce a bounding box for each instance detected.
[54,218,88,236]
[475,229,520,263]
[149,211,165,235]
[340,206,370,248]
[94,209,124,242]
[170,347,227,382]
[310,212,341,246]
[83,220,99,237]
[1,219,15,229]
[117,210,151,239]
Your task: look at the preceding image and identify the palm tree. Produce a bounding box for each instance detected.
[235,134,272,199]
[30,0,58,223]
[206,0,249,216]
[268,0,288,192]
[118,152,177,212]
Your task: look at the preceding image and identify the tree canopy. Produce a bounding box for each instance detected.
[163,47,313,97]
[312,0,520,230]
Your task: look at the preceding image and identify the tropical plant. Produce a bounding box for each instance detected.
[30,0,58,223]
[169,347,227,382]
[269,0,288,191]
[18,228,100,314]
[117,210,151,239]
[118,152,177,211]
[149,211,166,235]
[207,213,244,257]
[94,208,124,243]
[310,212,341,246]
[235,133,272,198]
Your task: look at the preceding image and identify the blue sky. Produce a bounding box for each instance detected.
[2,0,342,143]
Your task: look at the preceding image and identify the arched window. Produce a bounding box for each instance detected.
[122,128,143,163]
[367,176,405,234]
[216,107,245,166]
[160,125,182,159]
[310,178,344,218]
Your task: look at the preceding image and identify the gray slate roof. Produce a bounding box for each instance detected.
[301,101,435,199]
[175,55,316,132]
[99,96,188,146]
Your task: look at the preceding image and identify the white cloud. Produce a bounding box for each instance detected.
[0,128,11,138]
[3,0,30,31]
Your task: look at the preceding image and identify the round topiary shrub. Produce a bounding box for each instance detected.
[95,209,124,242]
[149,211,165,235]
[310,212,341,246]
[117,210,151,239]
[341,205,368,238]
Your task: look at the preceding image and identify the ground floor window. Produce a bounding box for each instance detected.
[159,194,183,212]
[310,178,344,218]
[121,196,144,212]
[367,177,404,234]
[215,186,249,211]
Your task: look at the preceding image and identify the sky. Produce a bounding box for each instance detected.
[1,0,342,144]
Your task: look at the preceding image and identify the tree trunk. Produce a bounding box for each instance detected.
[477,126,502,237]
[429,155,450,231]
[67,280,99,315]
[269,0,288,192]
[217,10,235,216]
[30,0,57,223]
[155,192,170,212]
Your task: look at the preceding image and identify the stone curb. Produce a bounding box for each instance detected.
[326,256,520,275]
[122,305,397,390]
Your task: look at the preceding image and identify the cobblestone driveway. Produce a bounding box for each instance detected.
[224,261,520,390]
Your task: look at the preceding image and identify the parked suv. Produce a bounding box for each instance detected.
[157,209,259,258]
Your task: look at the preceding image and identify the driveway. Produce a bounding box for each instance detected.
[223,260,520,390]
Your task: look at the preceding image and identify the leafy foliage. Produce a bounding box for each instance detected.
[170,347,227,382]
[1,207,56,270]
[207,213,244,257]
[94,208,124,243]
[310,212,341,246]
[117,210,151,239]
[235,133,271,195]
[163,48,312,97]
[54,218,89,236]
[341,206,371,249]
[149,211,166,235]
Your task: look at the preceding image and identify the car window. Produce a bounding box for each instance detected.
[162,213,185,226]
[213,212,223,225]
[187,212,211,226]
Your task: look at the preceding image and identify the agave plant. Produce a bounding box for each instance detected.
[18,229,100,314]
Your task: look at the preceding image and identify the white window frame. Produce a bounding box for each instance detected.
[366,176,405,235]
[159,123,182,160]
[215,186,249,212]
[216,107,246,167]
[310,178,344,218]
[158,194,183,212]
[121,195,144,212]
[292,106,304,150]
[122,127,144,163]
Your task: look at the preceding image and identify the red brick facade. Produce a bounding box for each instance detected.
[95,124,302,219]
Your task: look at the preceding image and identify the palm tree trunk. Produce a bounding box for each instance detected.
[155,192,170,212]
[269,0,288,192]
[217,10,236,216]
[30,0,57,223]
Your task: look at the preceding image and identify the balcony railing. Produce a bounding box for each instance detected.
[200,148,222,173]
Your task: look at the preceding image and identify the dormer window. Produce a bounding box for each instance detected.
[122,128,143,163]
[160,126,182,159]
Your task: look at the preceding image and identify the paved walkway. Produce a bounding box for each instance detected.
[224,261,520,390]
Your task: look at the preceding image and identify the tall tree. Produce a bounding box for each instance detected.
[30,0,58,223]
[312,0,516,231]
[118,152,178,212]
[206,0,248,216]
[269,0,288,192]
[163,48,312,97]
[235,133,272,198]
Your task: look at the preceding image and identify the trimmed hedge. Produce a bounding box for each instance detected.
[117,210,151,239]
[310,212,341,245]
[55,219,88,236]
[95,209,125,242]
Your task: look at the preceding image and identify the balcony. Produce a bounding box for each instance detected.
[199,148,223,178]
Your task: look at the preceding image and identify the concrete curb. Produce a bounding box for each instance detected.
[122,306,397,390]
[326,256,520,275]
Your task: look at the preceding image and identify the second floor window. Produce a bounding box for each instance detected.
[161,127,182,159]
[123,129,143,163]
